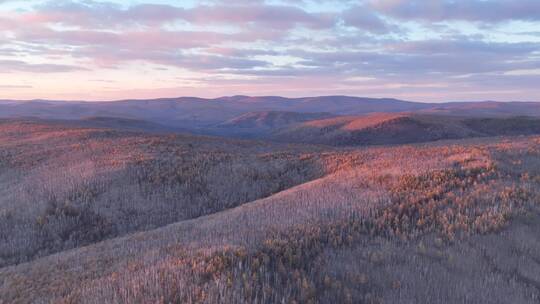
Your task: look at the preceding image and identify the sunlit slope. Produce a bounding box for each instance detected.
[273,113,540,146]
[2,135,540,303]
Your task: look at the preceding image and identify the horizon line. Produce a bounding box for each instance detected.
[1,95,539,104]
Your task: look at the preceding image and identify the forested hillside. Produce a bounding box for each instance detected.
[1,119,539,303]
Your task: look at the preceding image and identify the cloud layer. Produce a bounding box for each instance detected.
[0,0,539,101]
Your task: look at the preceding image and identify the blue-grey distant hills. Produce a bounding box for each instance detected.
[2,95,540,144]
[1,96,538,126]
[0,96,429,127]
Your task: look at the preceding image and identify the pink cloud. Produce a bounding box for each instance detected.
[20,2,334,30]
[184,5,335,29]
[0,1,539,101]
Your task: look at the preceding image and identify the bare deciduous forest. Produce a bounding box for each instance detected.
[1,118,540,303]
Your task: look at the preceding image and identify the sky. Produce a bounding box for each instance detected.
[0,0,539,102]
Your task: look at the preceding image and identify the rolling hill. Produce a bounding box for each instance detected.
[423,101,540,116]
[0,119,336,267]
[212,111,336,137]
[0,96,430,129]
[273,113,540,146]
[1,121,539,303]
[2,97,540,304]
[219,111,335,129]
[2,96,539,134]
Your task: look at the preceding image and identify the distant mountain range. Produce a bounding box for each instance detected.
[1,95,540,144]
[0,96,429,128]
